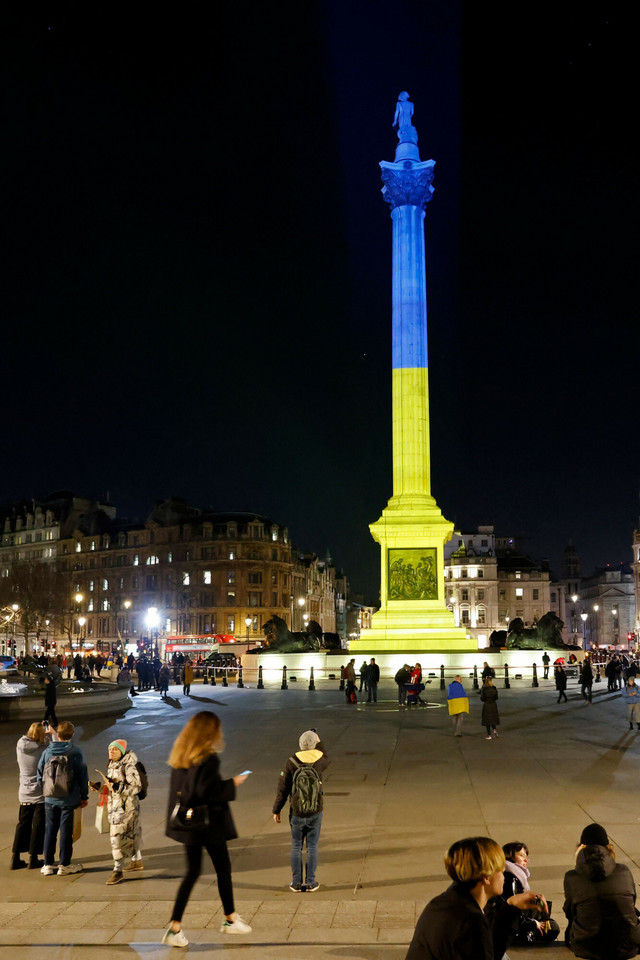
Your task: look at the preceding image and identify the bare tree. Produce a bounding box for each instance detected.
[0,562,68,657]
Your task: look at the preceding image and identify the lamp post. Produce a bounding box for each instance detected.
[611,607,618,647]
[145,606,160,658]
[592,604,600,648]
[78,616,86,649]
[245,615,252,645]
[571,594,579,640]
[580,611,588,648]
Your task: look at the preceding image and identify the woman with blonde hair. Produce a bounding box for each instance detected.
[11,721,51,870]
[405,836,546,959]
[563,823,640,959]
[162,711,251,948]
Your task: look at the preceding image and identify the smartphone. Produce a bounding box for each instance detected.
[239,769,252,776]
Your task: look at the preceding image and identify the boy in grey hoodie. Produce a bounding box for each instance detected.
[272,729,329,892]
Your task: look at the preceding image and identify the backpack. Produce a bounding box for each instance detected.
[135,760,148,800]
[289,757,323,816]
[42,753,73,799]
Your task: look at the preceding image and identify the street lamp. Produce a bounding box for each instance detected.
[145,606,160,657]
[571,594,579,639]
[78,616,86,648]
[244,615,252,645]
[580,611,588,648]
[611,607,618,647]
[592,604,600,648]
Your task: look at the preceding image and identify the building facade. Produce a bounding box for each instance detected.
[0,493,348,656]
[443,526,551,647]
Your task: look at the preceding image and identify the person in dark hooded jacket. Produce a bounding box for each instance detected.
[563,822,640,959]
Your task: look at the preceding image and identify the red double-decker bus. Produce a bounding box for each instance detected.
[164,634,239,657]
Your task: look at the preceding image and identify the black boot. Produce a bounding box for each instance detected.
[10,857,27,870]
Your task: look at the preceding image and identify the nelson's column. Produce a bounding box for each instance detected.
[351,93,469,652]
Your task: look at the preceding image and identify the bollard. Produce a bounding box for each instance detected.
[339,667,345,691]
[210,667,216,686]
[257,664,264,689]
[203,666,208,685]
[595,664,601,683]
[578,661,583,679]
[473,664,479,690]
[237,665,244,689]
[440,664,445,690]
[222,670,228,687]
[532,662,539,687]
[504,663,510,689]
[281,665,288,690]
[309,665,316,691]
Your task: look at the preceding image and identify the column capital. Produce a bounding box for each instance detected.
[380,159,435,211]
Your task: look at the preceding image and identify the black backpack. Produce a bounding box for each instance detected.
[42,754,73,799]
[135,760,148,800]
[289,757,323,816]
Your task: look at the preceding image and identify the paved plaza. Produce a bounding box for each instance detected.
[0,670,638,958]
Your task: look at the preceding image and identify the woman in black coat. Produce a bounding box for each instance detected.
[162,711,251,948]
[480,678,500,739]
[563,823,640,960]
[555,664,568,703]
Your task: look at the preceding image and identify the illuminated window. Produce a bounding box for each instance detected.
[182,572,190,586]
[167,552,173,563]
[203,570,212,584]
[228,549,235,560]
[88,599,94,612]
[76,542,81,553]
[227,616,235,632]
[227,591,235,604]
[515,587,523,597]
[89,580,95,592]
[146,555,159,565]
[102,599,109,611]
[90,540,96,551]
[515,571,521,580]
[102,579,109,590]
[132,555,139,566]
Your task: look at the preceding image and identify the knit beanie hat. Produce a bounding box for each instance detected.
[109,739,127,756]
[299,730,320,751]
[580,823,608,846]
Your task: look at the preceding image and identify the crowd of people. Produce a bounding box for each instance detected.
[10,655,640,956]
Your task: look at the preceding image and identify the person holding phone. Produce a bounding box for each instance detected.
[162,711,252,948]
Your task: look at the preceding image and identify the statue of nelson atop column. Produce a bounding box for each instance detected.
[393,91,418,145]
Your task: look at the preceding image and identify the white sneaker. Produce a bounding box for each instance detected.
[57,862,83,875]
[162,928,189,947]
[220,915,252,934]
[40,864,55,876]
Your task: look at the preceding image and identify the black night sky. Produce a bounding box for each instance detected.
[3,2,638,600]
